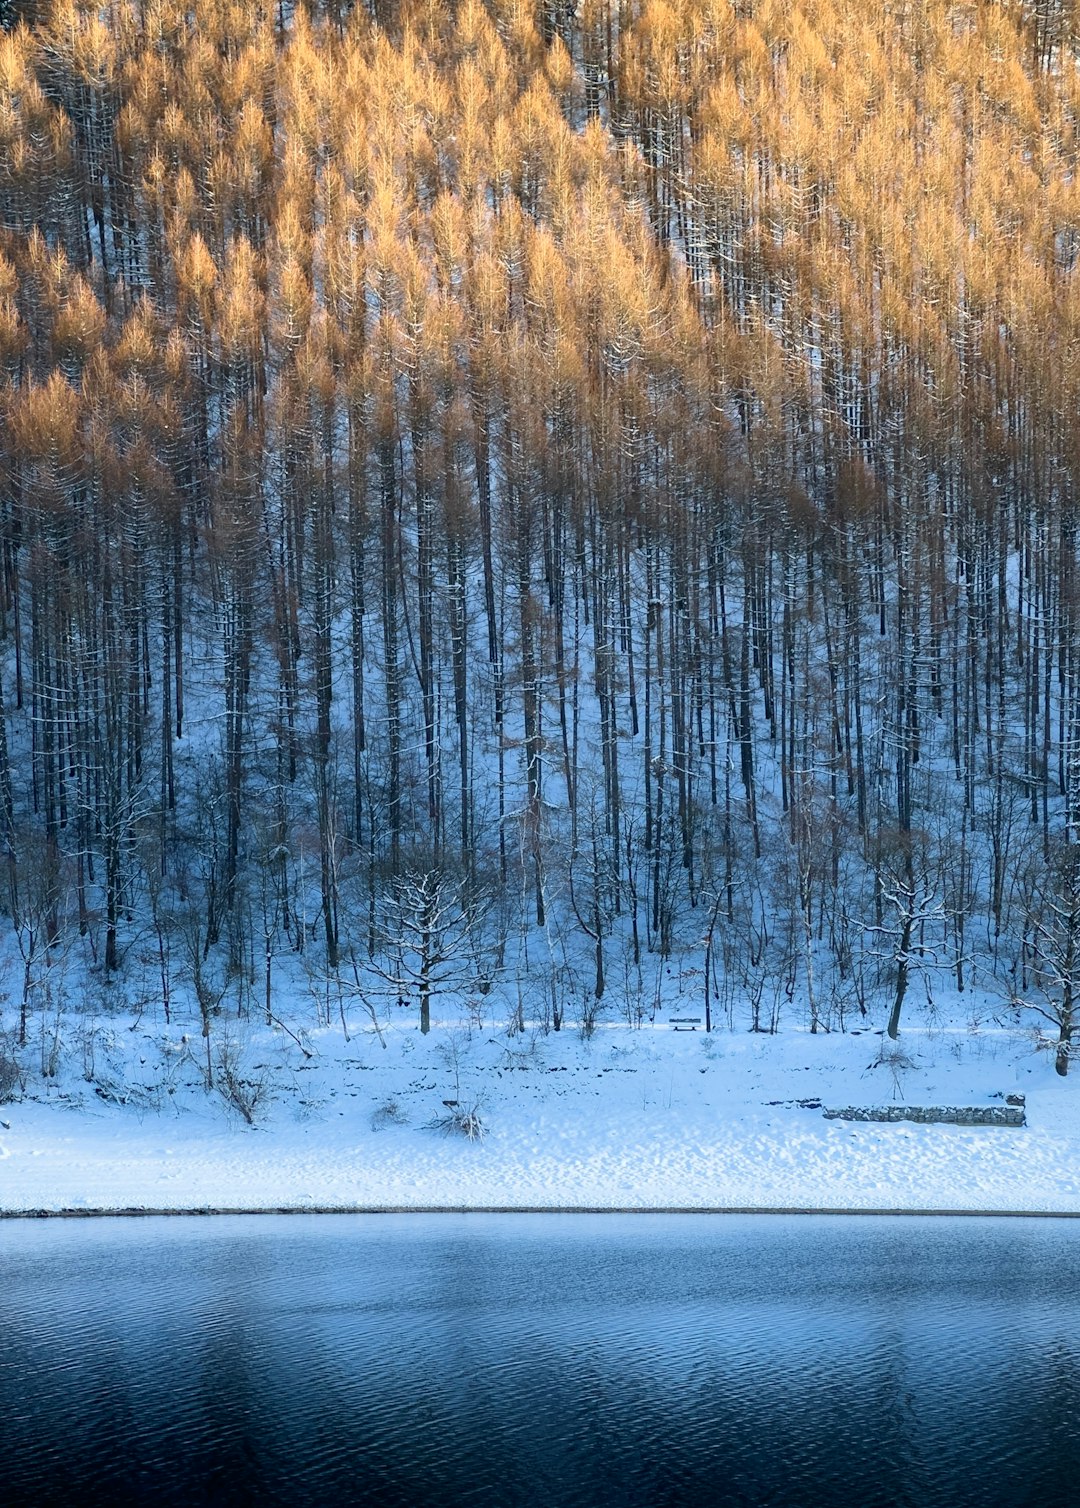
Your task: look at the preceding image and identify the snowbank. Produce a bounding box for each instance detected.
[2,1014,1079,1216]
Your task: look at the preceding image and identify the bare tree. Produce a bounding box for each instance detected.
[865,836,948,1041]
[1013,840,1080,1077]
[370,870,493,1035]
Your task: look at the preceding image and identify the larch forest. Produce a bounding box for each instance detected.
[2,0,1080,1072]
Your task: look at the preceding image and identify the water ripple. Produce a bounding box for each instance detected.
[1,1214,1078,1506]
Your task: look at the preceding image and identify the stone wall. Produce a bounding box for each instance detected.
[823,1105,1025,1127]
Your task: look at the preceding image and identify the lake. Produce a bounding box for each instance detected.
[1,1213,1078,1506]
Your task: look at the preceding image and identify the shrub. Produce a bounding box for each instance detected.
[428,1098,486,1140]
[370,1098,408,1130]
[0,1038,21,1103]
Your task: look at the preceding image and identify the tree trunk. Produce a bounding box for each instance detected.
[887,913,913,1040]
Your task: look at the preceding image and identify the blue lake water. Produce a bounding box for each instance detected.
[1,1212,1078,1506]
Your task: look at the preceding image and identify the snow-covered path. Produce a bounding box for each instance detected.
[2,1018,1078,1215]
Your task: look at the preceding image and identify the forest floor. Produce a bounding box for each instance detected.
[2,993,1079,1216]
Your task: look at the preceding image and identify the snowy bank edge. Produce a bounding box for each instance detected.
[4,1205,1080,1220]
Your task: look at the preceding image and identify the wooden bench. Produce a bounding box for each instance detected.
[669,1017,702,1031]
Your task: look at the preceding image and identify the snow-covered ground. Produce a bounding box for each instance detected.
[2,1004,1078,1215]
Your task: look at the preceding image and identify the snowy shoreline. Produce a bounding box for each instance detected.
[3,1011,1079,1220]
[5,1206,1080,1220]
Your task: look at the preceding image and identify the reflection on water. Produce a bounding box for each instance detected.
[1,1213,1078,1506]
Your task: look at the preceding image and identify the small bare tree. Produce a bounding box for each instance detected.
[370,870,494,1034]
[11,830,65,1048]
[865,837,948,1040]
[1013,840,1080,1077]
[177,904,229,1088]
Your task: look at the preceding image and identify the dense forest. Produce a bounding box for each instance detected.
[2,0,1080,1065]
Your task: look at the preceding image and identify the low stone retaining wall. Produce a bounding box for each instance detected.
[824,1104,1025,1127]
